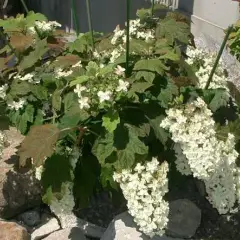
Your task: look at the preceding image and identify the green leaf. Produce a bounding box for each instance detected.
[115,128,148,170]
[34,109,44,125]
[52,90,62,111]
[92,133,115,165]
[102,110,120,133]
[98,64,114,76]
[100,166,118,189]
[134,59,168,76]
[136,8,151,21]
[158,80,179,108]
[41,154,73,194]
[24,104,35,123]
[135,71,155,83]
[18,114,28,134]
[31,85,48,100]
[130,39,151,55]
[156,18,190,44]
[18,38,48,71]
[209,90,230,112]
[9,81,31,97]
[159,50,180,61]
[149,115,169,144]
[64,92,76,112]
[26,12,48,26]
[18,124,60,167]
[69,76,89,87]
[42,186,53,205]
[129,82,153,93]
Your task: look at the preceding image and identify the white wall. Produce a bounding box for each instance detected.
[178,0,240,43]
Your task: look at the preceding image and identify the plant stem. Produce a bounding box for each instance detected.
[151,0,155,16]
[20,0,29,13]
[71,0,80,35]
[204,25,233,90]
[126,0,131,76]
[86,0,94,50]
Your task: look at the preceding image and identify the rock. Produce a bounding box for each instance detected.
[0,127,42,219]
[167,199,201,238]
[43,227,87,240]
[0,220,30,240]
[101,212,183,240]
[0,161,42,219]
[57,213,106,239]
[18,210,41,227]
[31,218,60,240]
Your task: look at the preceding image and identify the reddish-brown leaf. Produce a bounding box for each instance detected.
[18,124,60,167]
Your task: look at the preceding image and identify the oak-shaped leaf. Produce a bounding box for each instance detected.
[18,124,60,167]
[156,18,190,44]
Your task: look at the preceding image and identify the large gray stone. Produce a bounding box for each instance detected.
[31,218,60,240]
[101,212,183,240]
[57,213,106,239]
[167,199,201,238]
[43,227,87,240]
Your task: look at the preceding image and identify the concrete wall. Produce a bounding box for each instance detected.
[26,0,239,43]
[178,0,239,43]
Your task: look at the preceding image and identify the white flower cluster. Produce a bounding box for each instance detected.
[35,165,44,181]
[94,19,154,63]
[111,20,154,45]
[28,20,61,36]
[50,148,80,215]
[0,84,8,99]
[186,47,228,90]
[113,158,169,237]
[7,98,26,111]
[74,65,129,110]
[50,181,75,215]
[160,97,239,214]
[14,73,40,84]
[55,68,73,79]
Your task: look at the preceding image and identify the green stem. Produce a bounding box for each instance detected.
[20,0,29,13]
[126,0,131,76]
[71,0,80,35]
[86,0,94,50]
[151,0,155,16]
[204,25,233,90]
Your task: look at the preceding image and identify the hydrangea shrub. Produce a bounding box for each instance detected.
[1,7,240,237]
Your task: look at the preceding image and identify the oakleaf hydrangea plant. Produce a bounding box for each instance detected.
[1,4,240,238]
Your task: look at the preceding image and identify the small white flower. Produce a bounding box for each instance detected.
[7,98,26,111]
[55,69,73,79]
[35,165,44,181]
[97,90,112,103]
[72,61,82,68]
[116,79,129,92]
[74,85,87,97]
[115,65,125,76]
[78,97,90,109]
[0,84,8,99]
